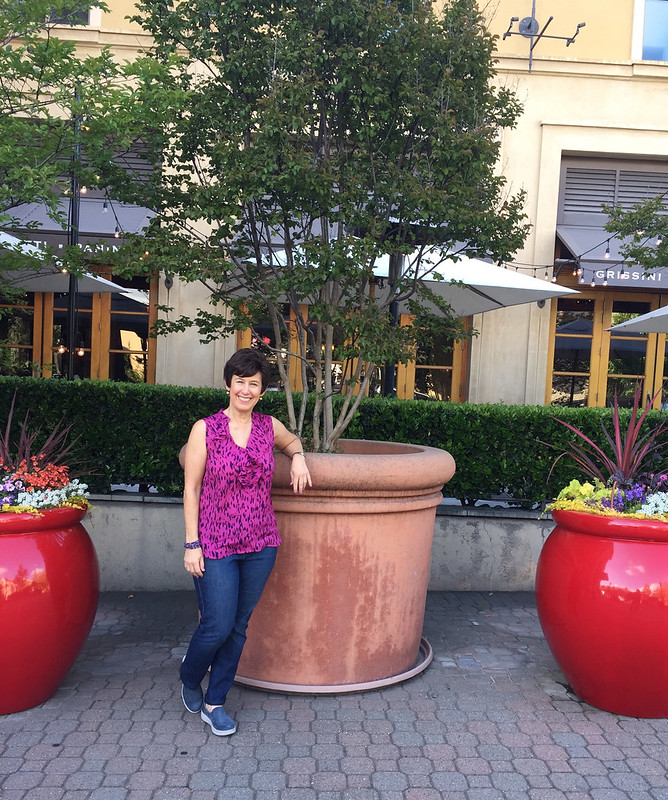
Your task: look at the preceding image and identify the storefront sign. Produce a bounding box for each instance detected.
[584,266,668,288]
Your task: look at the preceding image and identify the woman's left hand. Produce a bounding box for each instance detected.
[290,453,312,494]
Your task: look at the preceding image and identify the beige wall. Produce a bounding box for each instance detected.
[466,0,668,404]
[154,278,237,388]
[487,0,634,63]
[54,1,149,59]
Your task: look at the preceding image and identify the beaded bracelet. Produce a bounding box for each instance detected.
[184,540,202,549]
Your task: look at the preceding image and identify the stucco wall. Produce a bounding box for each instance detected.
[86,495,552,593]
[430,505,553,592]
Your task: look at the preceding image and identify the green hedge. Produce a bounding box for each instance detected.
[2,376,667,505]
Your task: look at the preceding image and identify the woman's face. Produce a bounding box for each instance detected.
[226,371,263,414]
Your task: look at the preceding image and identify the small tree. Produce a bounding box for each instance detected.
[0,0,118,234]
[604,196,668,273]
[101,0,529,450]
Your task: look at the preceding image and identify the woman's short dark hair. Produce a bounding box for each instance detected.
[224,348,271,392]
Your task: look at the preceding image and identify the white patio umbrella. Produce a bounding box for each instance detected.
[608,306,668,334]
[0,231,126,294]
[1,267,127,294]
[373,251,580,316]
[265,247,579,315]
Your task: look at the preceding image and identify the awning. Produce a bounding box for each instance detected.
[556,225,668,288]
[1,231,132,295]
[556,225,626,264]
[7,198,154,250]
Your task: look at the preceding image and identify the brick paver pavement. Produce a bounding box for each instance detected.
[1,591,667,800]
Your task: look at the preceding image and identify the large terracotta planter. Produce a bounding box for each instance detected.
[0,506,99,715]
[236,439,455,693]
[536,508,668,718]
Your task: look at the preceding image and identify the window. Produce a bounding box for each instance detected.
[643,0,668,60]
[547,292,667,408]
[0,294,39,376]
[48,5,89,26]
[396,315,470,401]
[237,309,470,401]
[0,276,156,382]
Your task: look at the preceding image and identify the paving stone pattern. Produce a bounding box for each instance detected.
[1,590,668,800]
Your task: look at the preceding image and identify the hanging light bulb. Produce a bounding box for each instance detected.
[102,200,109,213]
[114,226,120,238]
[57,341,66,355]
[80,185,88,195]
[657,234,664,247]
[76,337,85,357]
[590,274,596,287]
[604,241,610,259]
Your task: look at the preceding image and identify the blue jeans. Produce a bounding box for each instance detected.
[180,546,277,706]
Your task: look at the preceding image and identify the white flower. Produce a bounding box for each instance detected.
[639,492,668,517]
[13,480,89,510]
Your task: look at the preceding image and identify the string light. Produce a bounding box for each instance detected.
[102,200,109,213]
[114,226,120,238]
[604,241,610,259]
[57,341,66,355]
[657,234,664,246]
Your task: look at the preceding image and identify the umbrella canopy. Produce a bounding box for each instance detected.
[0,231,126,294]
[374,252,579,316]
[1,267,126,294]
[608,306,668,334]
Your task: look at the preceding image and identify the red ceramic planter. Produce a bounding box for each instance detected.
[536,508,668,718]
[0,506,99,715]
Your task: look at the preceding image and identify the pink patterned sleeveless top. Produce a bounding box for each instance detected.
[198,410,281,558]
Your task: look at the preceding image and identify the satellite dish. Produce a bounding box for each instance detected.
[519,16,540,36]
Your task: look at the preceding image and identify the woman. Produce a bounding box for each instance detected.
[180,348,311,736]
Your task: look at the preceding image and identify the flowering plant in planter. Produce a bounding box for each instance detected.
[0,396,89,514]
[545,384,668,520]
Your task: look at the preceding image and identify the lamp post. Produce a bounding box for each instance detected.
[382,251,402,396]
[66,106,81,381]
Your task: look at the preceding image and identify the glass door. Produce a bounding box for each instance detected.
[548,291,664,408]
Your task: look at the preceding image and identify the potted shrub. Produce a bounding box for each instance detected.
[93,0,527,691]
[537,385,668,717]
[0,396,98,714]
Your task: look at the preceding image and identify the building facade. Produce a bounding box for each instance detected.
[3,0,668,408]
[479,0,668,409]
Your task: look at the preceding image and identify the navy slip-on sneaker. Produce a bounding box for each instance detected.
[181,683,203,714]
[201,705,237,736]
